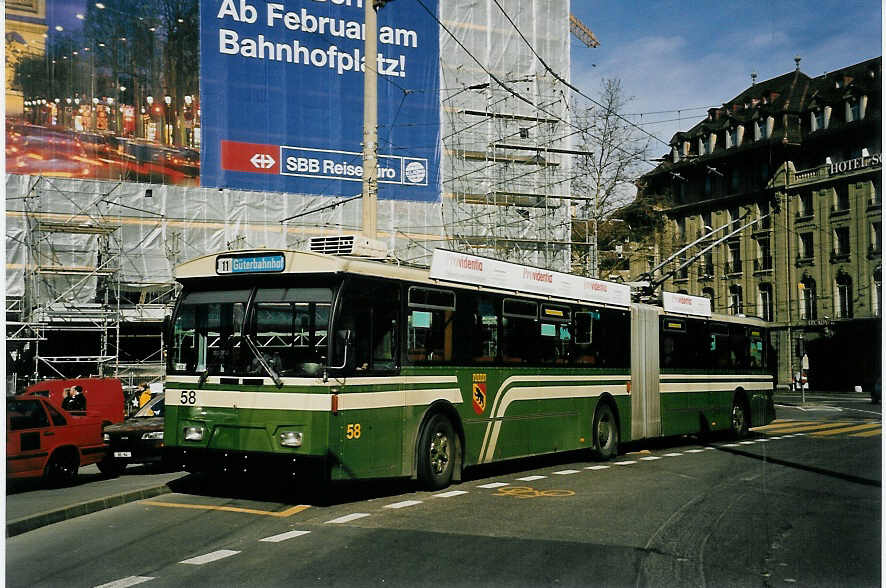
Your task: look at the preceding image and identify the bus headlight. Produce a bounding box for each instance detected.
[142,431,164,440]
[279,431,303,447]
[103,433,110,442]
[183,426,204,441]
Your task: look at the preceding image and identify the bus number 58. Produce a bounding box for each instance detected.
[180,391,197,405]
[345,424,361,439]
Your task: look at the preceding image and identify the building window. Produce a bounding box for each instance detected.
[728,285,743,315]
[675,217,684,240]
[756,237,772,271]
[730,168,741,193]
[702,250,714,276]
[727,242,742,274]
[873,178,881,205]
[757,200,771,229]
[872,222,882,255]
[677,254,689,280]
[798,191,813,217]
[799,276,817,319]
[813,110,825,131]
[726,128,737,148]
[758,283,774,321]
[873,275,882,316]
[702,287,716,310]
[833,184,850,211]
[729,206,741,232]
[700,211,712,233]
[835,273,853,318]
[833,226,851,256]
[799,232,814,260]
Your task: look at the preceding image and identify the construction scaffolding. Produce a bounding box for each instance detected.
[439,1,573,272]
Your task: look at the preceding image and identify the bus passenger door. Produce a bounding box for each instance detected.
[333,279,403,479]
[631,305,660,440]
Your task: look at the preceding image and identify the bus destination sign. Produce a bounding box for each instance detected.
[216,253,286,275]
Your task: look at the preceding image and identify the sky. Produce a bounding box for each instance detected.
[570,1,882,165]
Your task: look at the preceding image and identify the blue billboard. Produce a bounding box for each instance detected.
[200,0,441,202]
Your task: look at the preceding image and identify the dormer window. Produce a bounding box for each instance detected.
[812,109,825,131]
[726,128,737,148]
[847,98,861,122]
[754,119,768,140]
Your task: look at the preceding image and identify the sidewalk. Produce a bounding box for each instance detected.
[6,464,189,537]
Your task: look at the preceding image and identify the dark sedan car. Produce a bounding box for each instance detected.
[99,393,166,475]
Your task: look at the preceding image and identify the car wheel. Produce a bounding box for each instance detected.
[417,413,455,490]
[97,456,124,477]
[45,450,79,487]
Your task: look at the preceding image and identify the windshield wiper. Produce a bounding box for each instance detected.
[244,335,283,387]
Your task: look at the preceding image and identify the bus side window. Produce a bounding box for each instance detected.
[472,296,499,363]
[574,311,597,365]
[502,299,537,363]
[748,328,764,368]
[407,287,455,363]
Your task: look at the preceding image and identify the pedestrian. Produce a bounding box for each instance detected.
[139,383,152,408]
[69,385,87,411]
[61,387,75,411]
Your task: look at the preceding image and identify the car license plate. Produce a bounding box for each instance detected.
[114,451,132,458]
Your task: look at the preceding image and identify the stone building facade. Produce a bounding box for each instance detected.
[636,57,881,390]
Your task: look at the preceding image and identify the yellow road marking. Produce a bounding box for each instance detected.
[809,423,882,437]
[752,421,819,432]
[144,501,310,517]
[850,427,883,438]
[759,422,854,434]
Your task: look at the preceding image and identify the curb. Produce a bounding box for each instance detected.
[6,483,174,538]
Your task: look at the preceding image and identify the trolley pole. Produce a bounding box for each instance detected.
[361,1,380,239]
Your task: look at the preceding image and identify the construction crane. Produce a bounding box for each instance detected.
[570,14,600,48]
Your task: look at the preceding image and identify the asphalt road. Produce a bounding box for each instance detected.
[6,400,881,588]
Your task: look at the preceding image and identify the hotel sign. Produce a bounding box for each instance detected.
[829,153,881,176]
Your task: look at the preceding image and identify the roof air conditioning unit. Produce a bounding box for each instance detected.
[309,235,388,258]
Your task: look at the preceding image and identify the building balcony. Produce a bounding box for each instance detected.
[724,261,743,276]
[795,256,815,268]
[868,245,882,259]
[795,212,815,224]
[753,256,774,272]
[830,251,851,263]
[830,206,851,218]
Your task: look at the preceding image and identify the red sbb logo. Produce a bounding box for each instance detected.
[221,140,279,174]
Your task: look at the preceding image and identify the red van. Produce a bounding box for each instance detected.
[7,396,107,485]
[24,378,125,426]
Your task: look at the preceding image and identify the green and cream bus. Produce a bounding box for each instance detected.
[164,248,775,489]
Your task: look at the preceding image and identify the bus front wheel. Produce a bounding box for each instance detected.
[417,413,455,490]
[591,402,619,460]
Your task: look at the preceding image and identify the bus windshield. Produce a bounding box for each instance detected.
[168,285,333,378]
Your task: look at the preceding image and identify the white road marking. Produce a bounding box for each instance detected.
[553,469,581,475]
[516,475,547,481]
[385,500,423,509]
[663,453,683,457]
[769,436,784,439]
[739,441,756,445]
[613,460,637,465]
[585,465,610,470]
[640,456,662,461]
[94,577,155,588]
[477,482,510,488]
[259,530,310,543]
[326,513,370,524]
[179,550,240,565]
[434,490,469,498]
[684,449,705,453]
[755,438,771,442]
[721,443,740,447]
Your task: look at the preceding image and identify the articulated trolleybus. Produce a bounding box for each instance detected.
[164,247,775,489]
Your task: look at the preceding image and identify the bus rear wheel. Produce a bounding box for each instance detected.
[417,413,455,490]
[591,402,619,460]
